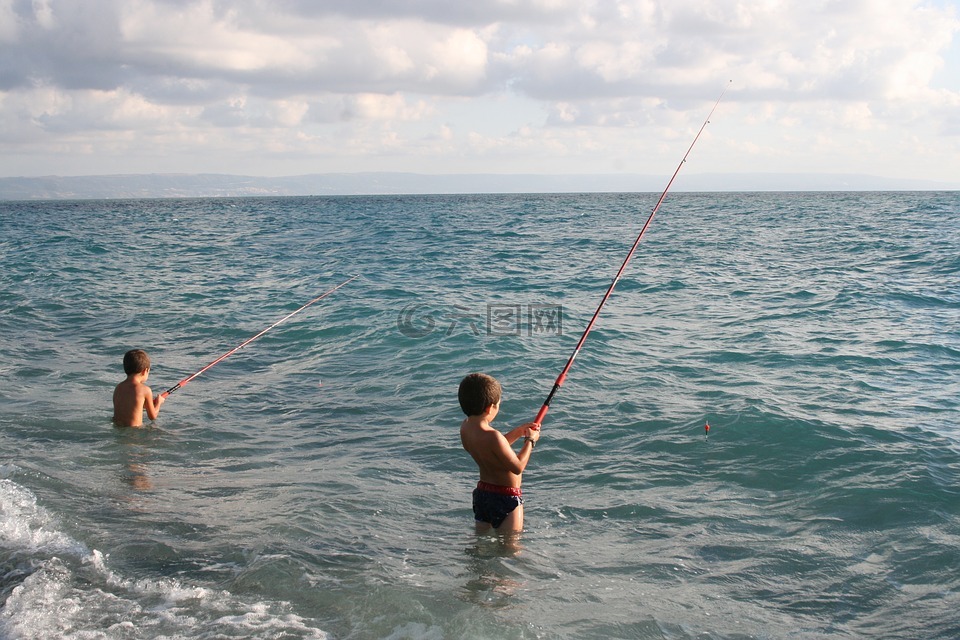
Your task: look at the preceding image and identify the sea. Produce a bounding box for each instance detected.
[0,191,958,639]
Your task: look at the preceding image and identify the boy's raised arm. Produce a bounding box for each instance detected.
[144,388,164,420]
[494,425,540,475]
[503,421,541,445]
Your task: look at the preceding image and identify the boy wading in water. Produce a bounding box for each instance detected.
[113,349,164,427]
[459,373,541,534]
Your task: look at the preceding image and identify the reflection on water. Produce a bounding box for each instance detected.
[121,461,152,491]
[114,425,156,493]
[460,533,526,609]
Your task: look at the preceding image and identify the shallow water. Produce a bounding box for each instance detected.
[1,191,959,638]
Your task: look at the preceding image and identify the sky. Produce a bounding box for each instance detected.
[1,0,959,185]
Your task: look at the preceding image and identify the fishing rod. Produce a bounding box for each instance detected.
[161,274,360,398]
[532,83,730,427]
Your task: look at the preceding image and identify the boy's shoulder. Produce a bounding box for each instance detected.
[460,416,488,431]
[461,419,501,442]
[116,377,148,393]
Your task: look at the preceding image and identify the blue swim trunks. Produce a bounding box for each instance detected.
[472,481,523,529]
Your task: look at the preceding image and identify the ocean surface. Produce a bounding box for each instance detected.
[0,191,958,639]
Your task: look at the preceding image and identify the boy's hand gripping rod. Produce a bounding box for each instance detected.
[532,83,730,428]
[161,274,360,398]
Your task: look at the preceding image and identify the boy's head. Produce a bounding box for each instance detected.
[123,349,151,376]
[458,373,501,416]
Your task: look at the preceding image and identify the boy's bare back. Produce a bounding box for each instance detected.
[112,378,155,427]
[113,349,163,427]
[461,417,531,488]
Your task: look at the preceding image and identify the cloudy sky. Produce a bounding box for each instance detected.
[2,0,959,185]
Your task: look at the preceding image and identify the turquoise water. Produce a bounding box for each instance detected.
[0,191,958,639]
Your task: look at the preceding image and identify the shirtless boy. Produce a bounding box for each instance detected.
[113,349,164,427]
[459,372,540,534]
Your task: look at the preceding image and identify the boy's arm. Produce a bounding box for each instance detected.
[493,426,540,475]
[503,422,540,445]
[143,387,164,420]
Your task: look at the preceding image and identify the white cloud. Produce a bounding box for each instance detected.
[0,0,957,183]
[31,0,55,29]
[0,1,18,43]
[118,0,329,75]
[347,93,434,122]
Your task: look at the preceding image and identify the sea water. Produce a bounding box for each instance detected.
[0,191,958,639]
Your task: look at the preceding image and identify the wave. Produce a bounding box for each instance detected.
[0,474,329,639]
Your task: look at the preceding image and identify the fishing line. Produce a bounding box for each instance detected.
[532,83,730,427]
[161,273,360,398]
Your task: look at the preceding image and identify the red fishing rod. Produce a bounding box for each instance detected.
[532,83,730,427]
[161,274,360,398]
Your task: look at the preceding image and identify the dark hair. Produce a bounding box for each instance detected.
[123,349,150,375]
[458,372,501,416]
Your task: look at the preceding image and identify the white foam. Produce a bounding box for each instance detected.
[0,558,85,639]
[1,562,329,640]
[0,478,88,558]
[0,480,330,639]
[212,604,329,639]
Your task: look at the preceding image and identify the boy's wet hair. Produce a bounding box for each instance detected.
[458,372,502,416]
[123,349,151,375]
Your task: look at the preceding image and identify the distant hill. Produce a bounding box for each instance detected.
[0,172,955,200]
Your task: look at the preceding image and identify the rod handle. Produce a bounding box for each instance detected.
[161,381,184,398]
[532,404,548,428]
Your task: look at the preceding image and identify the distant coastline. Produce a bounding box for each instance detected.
[0,171,956,200]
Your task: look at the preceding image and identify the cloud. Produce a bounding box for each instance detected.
[0,0,957,182]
